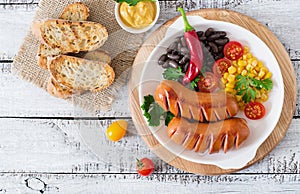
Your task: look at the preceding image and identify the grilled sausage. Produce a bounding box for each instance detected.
[167,117,250,154]
[154,80,239,122]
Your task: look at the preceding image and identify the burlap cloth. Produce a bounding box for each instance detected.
[12,0,144,113]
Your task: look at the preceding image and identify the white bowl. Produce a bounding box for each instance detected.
[114,1,160,34]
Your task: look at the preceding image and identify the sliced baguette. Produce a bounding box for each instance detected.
[46,50,112,98]
[83,49,111,65]
[46,77,81,99]
[48,55,115,92]
[32,19,108,54]
[38,2,90,69]
[60,2,89,21]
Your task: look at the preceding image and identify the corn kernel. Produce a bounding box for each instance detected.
[246,53,252,59]
[238,60,247,67]
[226,83,235,89]
[256,99,263,103]
[227,74,236,82]
[261,93,268,101]
[225,88,233,93]
[246,64,252,71]
[244,46,249,54]
[241,70,248,76]
[237,67,243,74]
[261,67,268,72]
[232,61,237,66]
[264,72,272,79]
[256,90,261,98]
[243,55,247,60]
[228,66,237,74]
[255,66,261,71]
[258,70,266,78]
[252,60,258,67]
[249,73,255,78]
[238,102,245,108]
[223,72,229,79]
[255,76,261,80]
[252,70,258,75]
[236,95,242,102]
[221,78,227,84]
[258,61,263,67]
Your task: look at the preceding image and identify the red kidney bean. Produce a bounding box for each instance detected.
[215,38,229,45]
[205,28,214,37]
[169,60,179,68]
[158,54,168,65]
[208,42,218,53]
[167,53,181,60]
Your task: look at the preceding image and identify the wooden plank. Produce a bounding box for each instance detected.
[0,61,299,117]
[0,118,298,174]
[0,0,300,59]
[0,61,130,117]
[0,173,298,193]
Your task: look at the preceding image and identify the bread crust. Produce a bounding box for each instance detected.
[60,2,90,21]
[34,19,108,54]
[38,2,90,69]
[46,77,82,99]
[48,55,115,92]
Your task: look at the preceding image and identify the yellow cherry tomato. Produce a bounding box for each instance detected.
[106,120,127,142]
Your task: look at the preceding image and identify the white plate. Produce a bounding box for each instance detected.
[138,16,284,169]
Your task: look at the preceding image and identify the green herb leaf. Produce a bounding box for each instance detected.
[115,0,155,6]
[189,77,200,89]
[235,74,273,103]
[141,95,154,112]
[260,78,273,90]
[164,111,174,126]
[163,67,184,81]
[148,103,164,126]
[141,95,174,127]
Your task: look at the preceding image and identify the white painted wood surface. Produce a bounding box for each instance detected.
[0,0,299,193]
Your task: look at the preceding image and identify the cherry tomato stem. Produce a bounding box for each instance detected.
[136,158,154,176]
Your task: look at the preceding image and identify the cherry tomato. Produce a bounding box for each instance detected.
[244,102,266,120]
[106,120,127,142]
[198,72,219,93]
[213,58,232,78]
[136,158,154,176]
[224,41,244,60]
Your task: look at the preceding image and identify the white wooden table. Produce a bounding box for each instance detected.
[0,0,299,193]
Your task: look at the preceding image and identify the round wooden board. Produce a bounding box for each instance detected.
[129,9,297,175]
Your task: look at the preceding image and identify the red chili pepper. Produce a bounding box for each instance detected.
[178,7,204,84]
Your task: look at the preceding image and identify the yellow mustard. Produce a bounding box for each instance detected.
[119,1,156,29]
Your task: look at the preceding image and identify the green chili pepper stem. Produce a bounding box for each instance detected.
[177,7,194,32]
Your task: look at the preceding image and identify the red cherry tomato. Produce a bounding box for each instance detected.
[198,72,219,93]
[224,41,244,60]
[136,158,154,176]
[213,58,232,78]
[244,102,266,120]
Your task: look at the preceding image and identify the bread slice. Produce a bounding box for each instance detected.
[46,77,81,99]
[60,2,89,21]
[32,19,108,54]
[83,49,111,65]
[38,44,62,69]
[46,50,112,98]
[48,55,115,92]
[38,2,90,69]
